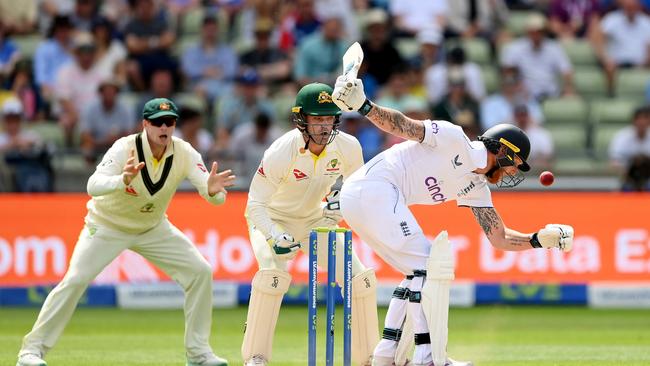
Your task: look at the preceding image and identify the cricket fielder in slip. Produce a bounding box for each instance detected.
[16,98,236,366]
[332,78,575,366]
[241,83,379,366]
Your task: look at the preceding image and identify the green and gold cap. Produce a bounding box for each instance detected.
[142,98,179,120]
[292,83,341,116]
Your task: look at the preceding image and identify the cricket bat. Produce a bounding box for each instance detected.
[342,42,364,87]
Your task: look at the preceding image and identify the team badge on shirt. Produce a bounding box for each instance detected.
[325,158,341,176]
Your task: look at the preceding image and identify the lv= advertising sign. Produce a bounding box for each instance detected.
[0,193,649,286]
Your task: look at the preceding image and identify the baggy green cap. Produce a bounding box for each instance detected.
[142,98,179,120]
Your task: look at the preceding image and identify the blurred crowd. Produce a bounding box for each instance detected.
[0,0,649,192]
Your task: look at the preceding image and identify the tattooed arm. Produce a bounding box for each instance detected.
[365,102,425,142]
[470,207,534,251]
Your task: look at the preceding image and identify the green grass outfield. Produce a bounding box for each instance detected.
[1,306,649,365]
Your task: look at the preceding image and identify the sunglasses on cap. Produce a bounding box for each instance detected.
[148,118,176,127]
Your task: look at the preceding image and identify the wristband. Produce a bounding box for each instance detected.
[530,232,542,248]
[359,99,373,116]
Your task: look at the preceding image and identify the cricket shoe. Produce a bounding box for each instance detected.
[412,358,473,366]
[16,353,47,366]
[186,352,228,366]
[243,354,267,365]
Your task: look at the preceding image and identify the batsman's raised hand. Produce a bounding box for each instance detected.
[332,75,366,112]
[533,224,574,252]
[207,161,236,196]
[122,149,145,185]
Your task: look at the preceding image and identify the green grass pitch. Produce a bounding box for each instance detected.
[1,306,649,365]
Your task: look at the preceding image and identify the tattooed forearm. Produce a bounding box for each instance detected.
[471,207,501,236]
[366,103,425,142]
[505,234,531,246]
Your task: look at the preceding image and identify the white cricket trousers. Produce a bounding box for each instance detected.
[340,179,431,274]
[19,219,214,359]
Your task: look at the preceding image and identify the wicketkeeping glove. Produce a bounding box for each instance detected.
[531,224,574,252]
[332,75,367,112]
[267,226,301,259]
[322,190,342,225]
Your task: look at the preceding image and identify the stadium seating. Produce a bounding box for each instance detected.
[27,121,65,149]
[562,39,598,66]
[480,66,499,94]
[506,11,537,36]
[590,98,638,158]
[542,97,589,157]
[180,7,205,36]
[616,69,650,100]
[574,67,608,99]
[12,34,42,60]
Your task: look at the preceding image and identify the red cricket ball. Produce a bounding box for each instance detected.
[539,171,554,186]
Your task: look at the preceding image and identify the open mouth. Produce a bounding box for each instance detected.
[159,134,168,141]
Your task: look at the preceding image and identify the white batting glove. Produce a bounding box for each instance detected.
[533,224,574,252]
[322,190,342,225]
[267,226,301,259]
[332,75,366,112]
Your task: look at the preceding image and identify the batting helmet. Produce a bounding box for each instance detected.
[479,124,531,172]
[292,83,341,146]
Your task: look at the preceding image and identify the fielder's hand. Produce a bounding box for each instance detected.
[268,226,301,259]
[207,161,236,196]
[332,75,366,112]
[533,224,574,252]
[322,190,343,225]
[123,149,145,185]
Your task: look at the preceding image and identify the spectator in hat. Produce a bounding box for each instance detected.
[124,0,177,91]
[181,14,239,101]
[79,80,135,163]
[432,68,481,139]
[609,105,650,191]
[240,18,291,85]
[55,31,110,145]
[480,67,544,131]
[174,106,214,157]
[360,8,404,86]
[215,70,275,150]
[513,103,554,170]
[413,26,443,71]
[33,15,74,102]
[501,13,575,100]
[425,46,485,105]
[0,98,53,192]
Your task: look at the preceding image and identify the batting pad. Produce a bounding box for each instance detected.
[241,269,291,362]
[421,231,455,366]
[352,268,380,365]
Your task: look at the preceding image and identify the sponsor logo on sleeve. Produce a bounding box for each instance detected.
[197,163,207,172]
[424,176,446,202]
[457,180,476,197]
[125,185,138,196]
[293,169,308,180]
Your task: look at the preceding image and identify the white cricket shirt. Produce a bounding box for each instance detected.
[347,120,493,208]
[246,128,364,238]
[85,130,226,234]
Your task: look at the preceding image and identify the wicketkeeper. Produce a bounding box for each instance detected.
[241,83,379,366]
[331,76,574,366]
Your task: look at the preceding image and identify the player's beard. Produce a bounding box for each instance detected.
[485,167,502,184]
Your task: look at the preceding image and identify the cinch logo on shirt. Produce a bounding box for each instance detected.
[424,176,446,202]
[293,169,308,180]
